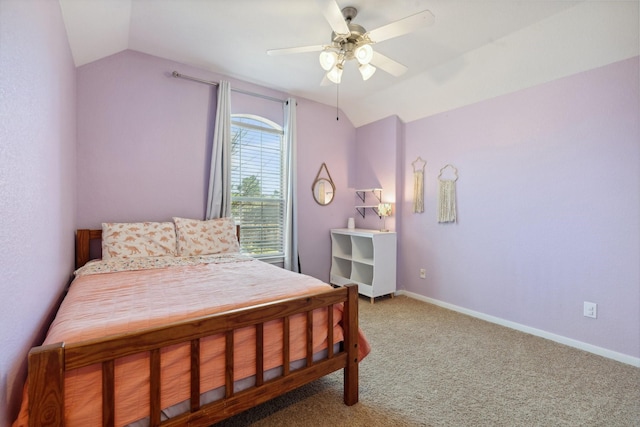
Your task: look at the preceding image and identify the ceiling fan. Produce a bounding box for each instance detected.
[267,0,435,84]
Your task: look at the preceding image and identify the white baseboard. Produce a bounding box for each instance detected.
[397,290,640,368]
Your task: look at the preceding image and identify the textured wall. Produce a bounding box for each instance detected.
[399,57,639,359]
[76,50,356,282]
[0,1,77,423]
[353,115,402,232]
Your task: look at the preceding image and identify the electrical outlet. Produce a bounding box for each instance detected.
[583,301,597,319]
[419,268,426,279]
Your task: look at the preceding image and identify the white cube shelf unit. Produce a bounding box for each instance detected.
[330,228,397,303]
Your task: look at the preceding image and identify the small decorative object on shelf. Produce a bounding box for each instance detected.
[377,203,392,231]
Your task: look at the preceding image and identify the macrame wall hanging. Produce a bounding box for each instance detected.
[412,157,426,213]
[437,164,458,223]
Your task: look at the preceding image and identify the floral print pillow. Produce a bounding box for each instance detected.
[173,217,240,256]
[101,222,177,259]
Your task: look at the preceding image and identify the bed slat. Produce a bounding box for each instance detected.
[190,339,201,412]
[327,307,334,359]
[255,323,264,387]
[102,360,115,427]
[306,311,314,367]
[225,331,234,398]
[343,285,359,405]
[282,317,290,376]
[150,349,162,426]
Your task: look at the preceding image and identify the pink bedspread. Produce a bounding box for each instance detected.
[14,254,370,426]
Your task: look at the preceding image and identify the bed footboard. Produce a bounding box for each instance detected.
[27,284,360,426]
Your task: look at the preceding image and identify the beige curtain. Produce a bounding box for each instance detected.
[205,81,231,219]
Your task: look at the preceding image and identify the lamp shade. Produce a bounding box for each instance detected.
[378,202,392,232]
[326,64,343,84]
[377,203,392,217]
[354,44,373,65]
[359,63,376,80]
[319,50,338,71]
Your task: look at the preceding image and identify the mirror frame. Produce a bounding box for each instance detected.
[312,163,336,206]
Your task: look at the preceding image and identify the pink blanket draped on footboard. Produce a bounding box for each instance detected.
[14,253,370,426]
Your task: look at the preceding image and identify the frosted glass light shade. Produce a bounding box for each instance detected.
[359,63,376,80]
[319,51,338,71]
[354,44,373,65]
[326,65,343,84]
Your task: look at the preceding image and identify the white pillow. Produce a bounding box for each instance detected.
[173,217,239,256]
[102,222,177,259]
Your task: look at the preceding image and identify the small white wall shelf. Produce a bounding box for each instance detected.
[354,188,383,218]
[330,228,397,303]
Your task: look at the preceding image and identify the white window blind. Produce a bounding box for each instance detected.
[231,115,285,259]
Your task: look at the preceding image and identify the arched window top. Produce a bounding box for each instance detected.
[231,114,282,133]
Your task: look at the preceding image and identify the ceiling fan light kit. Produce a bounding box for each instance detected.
[319,50,338,71]
[320,39,375,82]
[267,0,434,85]
[319,8,376,84]
[358,63,376,80]
[327,63,344,84]
[354,44,373,65]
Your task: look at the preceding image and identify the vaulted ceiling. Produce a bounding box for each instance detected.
[59,0,639,127]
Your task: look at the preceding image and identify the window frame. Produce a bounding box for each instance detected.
[230,114,286,263]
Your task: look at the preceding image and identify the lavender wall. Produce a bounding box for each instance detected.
[77,51,215,224]
[0,1,77,423]
[398,57,639,360]
[353,116,402,232]
[80,50,638,361]
[76,50,355,282]
[296,99,357,281]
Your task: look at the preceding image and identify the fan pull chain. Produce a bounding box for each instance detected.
[336,83,339,121]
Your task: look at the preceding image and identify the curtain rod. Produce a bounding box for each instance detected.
[171,71,285,104]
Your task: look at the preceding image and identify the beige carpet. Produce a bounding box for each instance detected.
[215,295,640,426]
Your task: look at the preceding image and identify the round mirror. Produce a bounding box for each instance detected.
[313,178,335,205]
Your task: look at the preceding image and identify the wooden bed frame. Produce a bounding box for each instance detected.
[27,229,360,426]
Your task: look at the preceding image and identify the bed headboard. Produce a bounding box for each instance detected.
[75,225,241,269]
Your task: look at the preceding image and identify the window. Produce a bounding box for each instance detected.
[230,114,285,260]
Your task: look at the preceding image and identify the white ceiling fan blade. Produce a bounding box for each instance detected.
[320,75,332,86]
[370,51,408,77]
[315,0,350,37]
[267,45,325,56]
[367,10,434,43]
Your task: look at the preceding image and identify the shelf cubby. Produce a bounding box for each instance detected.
[329,228,397,303]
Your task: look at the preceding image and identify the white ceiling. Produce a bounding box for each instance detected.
[59,0,639,127]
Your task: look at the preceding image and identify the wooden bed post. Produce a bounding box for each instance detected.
[76,229,102,269]
[343,284,359,406]
[75,229,91,269]
[28,343,65,427]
